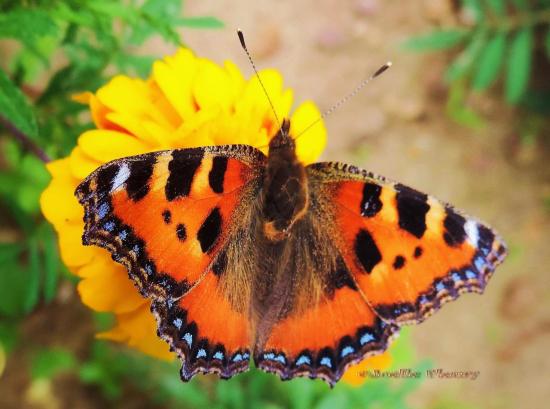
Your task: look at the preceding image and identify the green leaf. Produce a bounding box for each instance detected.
[23,237,41,313]
[315,389,350,409]
[462,0,483,22]
[14,155,50,215]
[446,79,485,129]
[510,0,528,10]
[505,28,533,104]
[39,224,59,303]
[472,31,506,90]
[0,321,19,353]
[485,0,505,15]
[0,68,39,139]
[0,245,29,317]
[445,30,487,82]
[287,379,316,409]
[402,29,468,51]
[520,89,550,114]
[178,16,224,29]
[0,9,58,48]
[216,381,245,409]
[545,27,550,59]
[31,348,77,380]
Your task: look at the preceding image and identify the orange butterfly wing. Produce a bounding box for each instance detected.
[76,145,265,379]
[256,283,398,385]
[308,162,507,325]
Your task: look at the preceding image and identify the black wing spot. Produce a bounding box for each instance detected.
[393,255,406,270]
[360,183,382,217]
[354,229,382,274]
[197,207,222,253]
[208,156,228,194]
[126,156,156,201]
[176,223,187,241]
[162,209,172,224]
[443,208,466,247]
[95,163,119,195]
[414,246,423,258]
[395,184,430,239]
[166,149,204,201]
[326,256,357,297]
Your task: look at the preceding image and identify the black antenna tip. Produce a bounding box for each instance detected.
[373,61,392,78]
[237,29,246,50]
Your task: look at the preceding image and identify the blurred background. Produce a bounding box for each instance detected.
[1,1,549,408]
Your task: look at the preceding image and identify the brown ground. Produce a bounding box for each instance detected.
[2,1,550,408]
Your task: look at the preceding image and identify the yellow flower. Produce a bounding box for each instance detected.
[341,350,393,387]
[40,49,326,360]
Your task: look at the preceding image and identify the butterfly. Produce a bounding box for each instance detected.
[75,117,507,386]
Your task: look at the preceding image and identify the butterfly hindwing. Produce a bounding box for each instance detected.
[255,284,398,385]
[75,145,266,379]
[252,201,399,386]
[152,272,252,380]
[307,162,507,325]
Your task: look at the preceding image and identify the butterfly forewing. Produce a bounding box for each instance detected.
[75,145,266,380]
[306,161,507,325]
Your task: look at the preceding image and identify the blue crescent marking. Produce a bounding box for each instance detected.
[182,332,193,347]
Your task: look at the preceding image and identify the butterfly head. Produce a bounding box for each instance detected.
[268,119,294,152]
[263,118,308,241]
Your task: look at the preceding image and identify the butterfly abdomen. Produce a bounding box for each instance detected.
[262,120,309,241]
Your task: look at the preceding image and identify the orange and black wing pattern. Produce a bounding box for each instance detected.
[75,145,265,379]
[307,162,507,326]
[255,276,398,386]
[253,209,398,386]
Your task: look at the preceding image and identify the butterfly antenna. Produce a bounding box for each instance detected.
[237,29,283,134]
[294,61,392,140]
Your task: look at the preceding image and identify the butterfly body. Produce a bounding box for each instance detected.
[262,118,308,241]
[76,119,507,386]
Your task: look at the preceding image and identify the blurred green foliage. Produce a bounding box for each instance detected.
[0,1,425,408]
[56,328,427,409]
[0,0,222,320]
[404,0,550,130]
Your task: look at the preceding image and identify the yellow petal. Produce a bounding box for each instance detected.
[147,79,182,129]
[105,112,171,148]
[98,303,175,361]
[40,159,83,228]
[236,69,293,143]
[58,223,99,268]
[69,147,102,181]
[97,75,175,130]
[291,101,326,164]
[45,157,75,182]
[88,92,119,130]
[341,351,393,386]
[40,181,83,229]
[77,256,145,314]
[193,58,233,111]
[71,91,92,104]
[237,69,287,117]
[152,48,198,121]
[78,129,150,162]
[223,60,245,102]
[170,108,220,148]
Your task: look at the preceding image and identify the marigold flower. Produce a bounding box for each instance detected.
[40,48,391,384]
